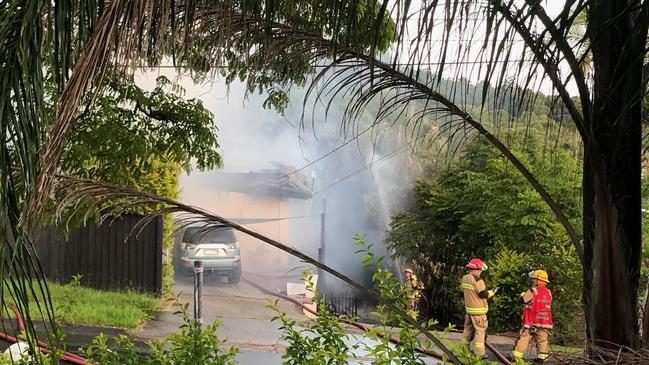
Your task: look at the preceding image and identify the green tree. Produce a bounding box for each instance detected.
[387,131,583,336]
[60,74,221,183]
[55,73,221,294]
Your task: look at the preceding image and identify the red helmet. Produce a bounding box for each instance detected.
[466,258,487,270]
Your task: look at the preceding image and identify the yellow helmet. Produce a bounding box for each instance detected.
[528,270,549,283]
[404,268,413,274]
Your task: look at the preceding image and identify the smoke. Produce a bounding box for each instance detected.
[135,70,420,292]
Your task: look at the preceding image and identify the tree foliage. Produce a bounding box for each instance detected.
[60,74,221,184]
[387,124,582,336]
[56,74,221,294]
[198,0,396,111]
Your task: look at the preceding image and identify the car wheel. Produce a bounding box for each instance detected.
[228,274,241,284]
[228,267,241,284]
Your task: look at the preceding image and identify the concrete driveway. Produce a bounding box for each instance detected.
[133,267,521,364]
[133,269,452,364]
[134,269,303,364]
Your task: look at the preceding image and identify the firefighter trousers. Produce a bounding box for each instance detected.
[407,298,418,319]
[461,314,488,356]
[513,327,550,361]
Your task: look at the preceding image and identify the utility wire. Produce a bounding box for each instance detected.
[312,147,406,195]
[269,123,379,183]
[135,58,536,70]
[312,136,425,195]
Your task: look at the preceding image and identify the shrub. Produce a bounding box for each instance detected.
[486,247,581,338]
[83,300,238,364]
[268,298,353,364]
[387,137,583,339]
[486,248,534,332]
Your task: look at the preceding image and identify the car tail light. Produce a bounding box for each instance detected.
[233,255,241,264]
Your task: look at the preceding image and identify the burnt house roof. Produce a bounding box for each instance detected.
[211,168,312,199]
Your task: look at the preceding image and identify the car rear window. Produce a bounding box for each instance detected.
[182,227,237,244]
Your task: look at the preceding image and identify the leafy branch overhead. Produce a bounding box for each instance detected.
[20,0,397,222]
[61,74,222,186]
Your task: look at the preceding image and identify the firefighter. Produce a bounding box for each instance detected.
[460,258,497,359]
[403,268,422,317]
[512,269,553,363]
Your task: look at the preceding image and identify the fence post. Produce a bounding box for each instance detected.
[193,260,203,327]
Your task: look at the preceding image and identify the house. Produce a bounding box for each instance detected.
[179,167,317,275]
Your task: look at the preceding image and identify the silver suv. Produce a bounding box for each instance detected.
[179,226,241,284]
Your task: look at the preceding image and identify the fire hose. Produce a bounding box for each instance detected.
[242,277,512,365]
[487,340,512,365]
[241,277,444,358]
[3,306,88,364]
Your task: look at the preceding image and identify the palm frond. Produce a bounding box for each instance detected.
[176,13,583,260]
[31,1,583,275]
[30,0,140,224]
[381,0,590,119]
[53,174,463,365]
[0,1,59,355]
[310,56,584,259]
[2,0,219,354]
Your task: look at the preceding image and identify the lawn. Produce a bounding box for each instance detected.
[15,281,161,329]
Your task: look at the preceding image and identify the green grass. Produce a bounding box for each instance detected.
[18,281,161,329]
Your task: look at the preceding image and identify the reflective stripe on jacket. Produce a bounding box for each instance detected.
[461,273,489,315]
[521,286,554,329]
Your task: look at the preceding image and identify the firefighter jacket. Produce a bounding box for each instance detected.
[460,274,495,315]
[521,286,553,329]
[404,275,421,300]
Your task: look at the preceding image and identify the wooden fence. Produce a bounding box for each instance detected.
[33,215,163,294]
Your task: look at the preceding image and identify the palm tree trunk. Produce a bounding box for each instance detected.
[582,153,641,349]
[583,0,647,350]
